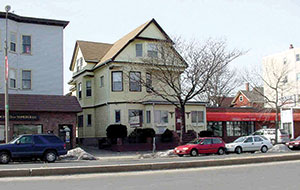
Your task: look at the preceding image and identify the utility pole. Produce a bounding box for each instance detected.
[4,5,11,143]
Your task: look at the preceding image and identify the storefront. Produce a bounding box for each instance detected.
[0,94,81,148]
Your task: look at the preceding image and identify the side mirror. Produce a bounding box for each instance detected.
[16,140,20,145]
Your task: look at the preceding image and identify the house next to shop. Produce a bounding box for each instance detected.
[69,18,207,145]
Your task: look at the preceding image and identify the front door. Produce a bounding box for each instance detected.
[242,137,254,151]
[59,125,73,149]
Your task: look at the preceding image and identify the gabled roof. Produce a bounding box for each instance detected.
[0,94,81,113]
[95,18,173,68]
[232,87,264,104]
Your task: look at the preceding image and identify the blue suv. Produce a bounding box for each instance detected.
[0,134,67,164]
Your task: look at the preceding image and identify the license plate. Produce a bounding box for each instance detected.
[289,145,293,148]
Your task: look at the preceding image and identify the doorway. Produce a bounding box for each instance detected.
[59,125,73,149]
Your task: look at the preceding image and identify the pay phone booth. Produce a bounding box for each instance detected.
[58,125,73,149]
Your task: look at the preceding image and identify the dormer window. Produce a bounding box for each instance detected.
[76,57,83,72]
[147,43,158,58]
[239,96,243,102]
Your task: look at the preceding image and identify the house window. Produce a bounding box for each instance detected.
[147,43,158,58]
[78,83,82,99]
[128,109,143,127]
[86,81,92,97]
[239,96,243,102]
[22,35,31,54]
[191,111,204,123]
[100,76,104,88]
[297,73,300,81]
[78,115,83,128]
[76,58,83,72]
[9,69,16,89]
[112,71,123,91]
[10,32,16,52]
[87,114,92,127]
[22,70,31,89]
[154,110,168,124]
[146,73,152,93]
[129,72,141,91]
[115,110,121,123]
[136,44,143,57]
[146,110,151,123]
[296,54,300,62]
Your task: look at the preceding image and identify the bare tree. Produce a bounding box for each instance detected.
[243,60,294,143]
[203,66,242,107]
[126,38,244,142]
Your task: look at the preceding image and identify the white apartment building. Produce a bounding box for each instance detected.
[0,12,68,95]
[262,45,300,108]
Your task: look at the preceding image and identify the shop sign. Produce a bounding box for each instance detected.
[0,113,39,121]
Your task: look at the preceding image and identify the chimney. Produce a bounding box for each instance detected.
[289,44,294,49]
[245,83,249,91]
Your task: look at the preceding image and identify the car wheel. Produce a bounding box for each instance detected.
[217,148,225,155]
[190,149,198,157]
[235,147,242,154]
[177,154,184,157]
[261,145,268,153]
[0,152,10,164]
[44,151,57,163]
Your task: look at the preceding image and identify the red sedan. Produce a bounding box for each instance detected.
[286,136,300,150]
[174,137,226,157]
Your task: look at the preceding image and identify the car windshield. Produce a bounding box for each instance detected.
[188,139,202,144]
[234,137,246,143]
[8,136,21,144]
[295,136,300,141]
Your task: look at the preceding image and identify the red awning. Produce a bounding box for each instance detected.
[206,112,277,122]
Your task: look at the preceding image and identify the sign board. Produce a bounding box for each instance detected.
[281,109,293,123]
[0,113,39,121]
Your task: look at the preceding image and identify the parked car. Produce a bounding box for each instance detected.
[174,137,226,157]
[286,136,300,150]
[252,128,290,144]
[225,135,273,154]
[0,134,67,164]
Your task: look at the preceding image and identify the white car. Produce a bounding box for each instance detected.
[252,129,290,144]
[225,135,273,154]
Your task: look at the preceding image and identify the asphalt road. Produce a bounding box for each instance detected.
[0,151,294,170]
[1,160,300,190]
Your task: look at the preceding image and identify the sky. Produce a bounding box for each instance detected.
[0,0,299,94]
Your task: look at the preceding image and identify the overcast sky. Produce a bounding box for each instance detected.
[1,0,299,94]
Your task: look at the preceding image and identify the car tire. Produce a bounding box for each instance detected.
[261,145,268,153]
[0,152,10,164]
[190,149,198,157]
[217,148,225,155]
[44,150,57,163]
[177,154,184,157]
[235,147,242,154]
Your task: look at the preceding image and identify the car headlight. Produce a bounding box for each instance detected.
[182,147,189,150]
[295,142,299,145]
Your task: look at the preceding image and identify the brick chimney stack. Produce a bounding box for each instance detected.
[289,44,294,49]
[245,83,249,91]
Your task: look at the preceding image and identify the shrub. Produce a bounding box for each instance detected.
[106,124,128,139]
[128,128,156,143]
[161,129,173,142]
[142,128,156,138]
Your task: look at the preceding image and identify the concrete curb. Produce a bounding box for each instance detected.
[1,153,300,177]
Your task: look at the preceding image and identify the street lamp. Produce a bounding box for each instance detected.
[4,5,11,143]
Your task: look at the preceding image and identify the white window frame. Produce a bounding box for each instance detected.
[147,43,158,58]
[100,76,104,88]
[128,109,143,127]
[129,71,141,92]
[191,111,204,123]
[136,43,143,57]
[78,82,82,99]
[112,71,123,91]
[115,110,121,123]
[154,110,168,124]
[86,80,92,97]
[22,70,31,90]
[9,69,17,89]
[10,32,17,53]
[22,35,31,54]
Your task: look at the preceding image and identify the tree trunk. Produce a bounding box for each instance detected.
[275,106,280,144]
[180,106,186,144]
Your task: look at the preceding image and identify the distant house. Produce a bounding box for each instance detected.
[69,19,207,145]
[231,83,264,108]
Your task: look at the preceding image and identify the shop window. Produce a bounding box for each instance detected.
[226,121,254,137]
[154,110,168,124]
[13,125,42,138]
[207,122,223,137]
[191,111,204,123]
[128,109,143,127]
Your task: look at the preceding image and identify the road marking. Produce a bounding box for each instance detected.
[1,159,300,182]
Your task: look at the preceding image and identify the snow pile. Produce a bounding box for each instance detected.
[60,147,98,160]
[268,144,292,153]
[139,149,175,159]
